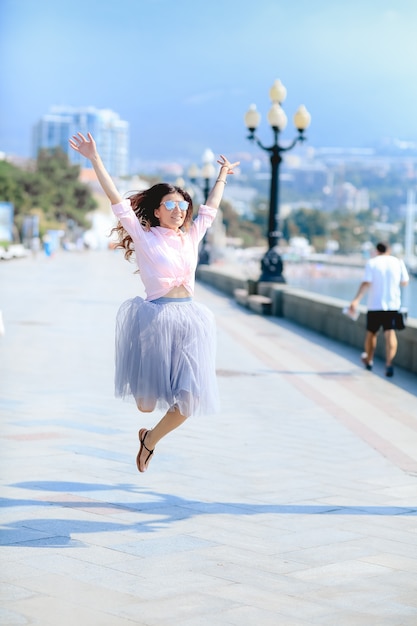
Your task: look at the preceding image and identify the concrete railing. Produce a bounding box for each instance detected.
[197,265,417,374]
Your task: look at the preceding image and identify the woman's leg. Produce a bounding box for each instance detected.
[136,405,188,472]
[146,405,188,448]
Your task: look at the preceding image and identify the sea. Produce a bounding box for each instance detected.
[222,250,417,320]
[284,262,417,319]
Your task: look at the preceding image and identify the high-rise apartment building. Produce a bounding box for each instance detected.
[33,106,129,177]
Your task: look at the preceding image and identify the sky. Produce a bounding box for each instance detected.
[1,0,417,169]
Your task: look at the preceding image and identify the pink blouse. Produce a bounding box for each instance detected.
[111,199,217,301]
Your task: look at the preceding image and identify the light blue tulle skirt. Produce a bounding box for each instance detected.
[115,296,219,417]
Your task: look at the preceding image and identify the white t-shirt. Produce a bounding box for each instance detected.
[363,254,409,311]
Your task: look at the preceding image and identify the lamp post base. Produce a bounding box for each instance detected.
[259,246,286,283]
[198,242,211,266]
[259,273,286,283]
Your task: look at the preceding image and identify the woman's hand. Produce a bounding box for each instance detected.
[69,132,98,160]
[217,154,240,175]
[69,131,122,204]
[205,155,240,209]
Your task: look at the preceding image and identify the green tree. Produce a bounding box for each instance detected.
[0,161,27,208]
[282,208,327,241]
[0,149,97,238]
[221,199,264,247]
[328,208,378,253]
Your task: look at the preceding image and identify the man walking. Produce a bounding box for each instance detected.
[349,242,409,377]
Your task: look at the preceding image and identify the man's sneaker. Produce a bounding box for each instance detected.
[385,366,394,377]
[361,352,373,371]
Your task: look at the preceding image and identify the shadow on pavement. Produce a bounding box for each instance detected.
[2,480,416,547]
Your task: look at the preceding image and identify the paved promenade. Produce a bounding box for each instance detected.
[1,250,417,626]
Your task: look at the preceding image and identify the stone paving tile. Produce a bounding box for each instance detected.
[287,558,394,584]
[361,552,417,572]
[204,582,333,620]
[1,596,138,626]
[1,251,417,625]
[182,607,309,626]
[0,609,28,625]
[119,591,242,624]
[397,590,417,610]
[3,571,143,615]
[316,614,417,626]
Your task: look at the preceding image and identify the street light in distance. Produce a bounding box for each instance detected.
[244,79,311,282]
[187,148,217,265]
[187,148,216,203]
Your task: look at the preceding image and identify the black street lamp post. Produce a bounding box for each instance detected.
[245,79,311,282]
[187,148,216,203]
[187,149,216,265]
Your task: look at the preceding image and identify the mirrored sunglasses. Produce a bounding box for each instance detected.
[161,200,189,211]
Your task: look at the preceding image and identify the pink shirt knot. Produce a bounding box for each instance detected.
[111,199,217,300]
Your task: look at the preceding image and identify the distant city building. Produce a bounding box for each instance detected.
[33,106,129,176]
[334,182,370,212]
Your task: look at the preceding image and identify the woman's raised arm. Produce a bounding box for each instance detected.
[205,154,240,210]
[69,132,122,205]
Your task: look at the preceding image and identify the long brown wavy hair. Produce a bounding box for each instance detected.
[110,183,194,261]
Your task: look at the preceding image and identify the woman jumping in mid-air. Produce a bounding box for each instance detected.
[69,132,239,472]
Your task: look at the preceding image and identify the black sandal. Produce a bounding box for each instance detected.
[136,429,154,473]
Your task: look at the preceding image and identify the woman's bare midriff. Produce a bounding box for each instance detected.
[164,285,191,298]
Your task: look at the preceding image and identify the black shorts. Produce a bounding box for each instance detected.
[366,310,399,333]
